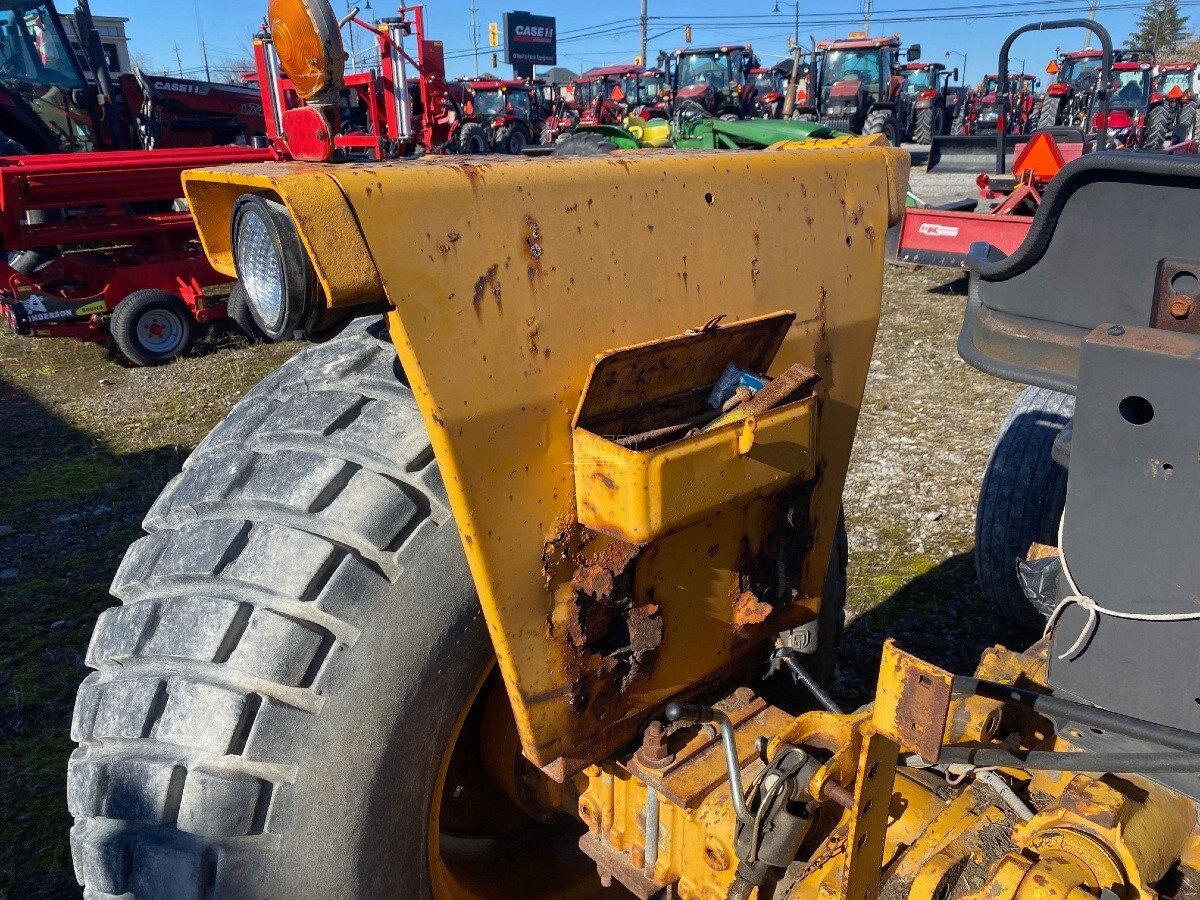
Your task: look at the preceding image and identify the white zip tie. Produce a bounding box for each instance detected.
[1043,513,1200,660]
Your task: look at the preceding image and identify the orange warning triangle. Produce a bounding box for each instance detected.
[1012,131,1066,180]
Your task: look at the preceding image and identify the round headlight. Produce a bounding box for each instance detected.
[231,194,318,341]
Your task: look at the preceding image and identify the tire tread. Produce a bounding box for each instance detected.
[70,320,453,897]
[975,385,1074,628]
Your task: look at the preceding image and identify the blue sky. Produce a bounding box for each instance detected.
[104,0,1179,88]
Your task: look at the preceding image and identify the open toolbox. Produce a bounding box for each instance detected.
[572,311,820,544]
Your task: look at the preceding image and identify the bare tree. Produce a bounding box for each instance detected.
[220,58,256,85]
[129,49,159,74]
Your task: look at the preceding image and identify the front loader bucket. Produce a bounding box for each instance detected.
[927,133,1022,174]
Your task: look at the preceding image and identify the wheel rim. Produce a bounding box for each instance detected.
[511,131,527,152]
[427,666,600,898]
[135,306,185,354]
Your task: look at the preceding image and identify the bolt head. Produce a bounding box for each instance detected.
[1169,295,1194,319]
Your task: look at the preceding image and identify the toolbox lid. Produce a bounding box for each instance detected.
[573,310,796,428]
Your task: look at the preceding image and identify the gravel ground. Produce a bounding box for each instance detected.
[834,264,1032,708]
[0,196,1033,891]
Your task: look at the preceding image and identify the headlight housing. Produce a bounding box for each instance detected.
[231,194,319,341]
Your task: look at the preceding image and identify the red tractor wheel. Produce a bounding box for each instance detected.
[495,124,529,154]
[456,122,490,154]
[110,290,197,366]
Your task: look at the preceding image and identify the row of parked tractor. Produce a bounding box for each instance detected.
[447,39,1200,160]
[3,1,1197,368]
[947,52,1199,151]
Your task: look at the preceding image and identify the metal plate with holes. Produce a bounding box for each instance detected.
[1151,258,1200,334]
[1049,325,1200,739]
[872,640,953,763]
[843,730,900,900]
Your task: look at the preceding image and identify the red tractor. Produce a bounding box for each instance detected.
[574,64,645,127]
[668,45,761,119]
[623,68,669,117]
[1088,60,1156,149]
[1147,62,1199,147]
[449,78,542,153]
[750,60,810,118]
[1035,47,1153,130]
[535,81,579,144]
[897,61,957,142]
[972,73,1040,134]
[795,33,922,144]
[0,0,263,154]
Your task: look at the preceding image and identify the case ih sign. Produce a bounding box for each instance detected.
[503,11,556,67]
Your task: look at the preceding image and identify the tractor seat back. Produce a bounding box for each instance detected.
[958,152,1200,394]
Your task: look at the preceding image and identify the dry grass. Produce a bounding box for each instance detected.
[835,265,1033,708]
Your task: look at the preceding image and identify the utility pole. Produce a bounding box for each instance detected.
[1084,0,1099,48]
[469,0,480,76]
[864,0,872,32]
[346,0,358,74]
[639,0,648,66]
[194,0,210,81]
[173,42,183,77]
[775,2,800,54]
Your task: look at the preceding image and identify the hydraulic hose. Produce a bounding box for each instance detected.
[938,745,1200,773]
[665,702,751,824]
[953,677,1200,756]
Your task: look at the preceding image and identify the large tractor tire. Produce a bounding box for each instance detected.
[1027,100,1042,133]
[863,109,899,146]
[951,103,967,135]
[494,123,530,154]
[912,105,943,144]
[1146,103,1173,149]
[1175,103,1198,142]
[975,385,1074,629]
[552,131,618,156]
[455,121,490,154]
[225,282,268,344]
[1036,96,1061,130]
[68,321,507,898]
[109,289,197,366]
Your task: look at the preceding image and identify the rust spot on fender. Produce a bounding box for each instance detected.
[524,215,544,278]
[526,318,540,355]
[458,164,487,193]
[472,264,502,318]
[543,522,663,707]
[733,590,773,628]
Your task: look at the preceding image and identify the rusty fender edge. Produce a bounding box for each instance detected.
[182,162,384,309]
[183,147,911,310]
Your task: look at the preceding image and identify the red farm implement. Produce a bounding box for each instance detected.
[0,4,461,363]
[0,145,273,364]
[890,130,1082,268]
[894,123,1198,269]
[252,4,454,161]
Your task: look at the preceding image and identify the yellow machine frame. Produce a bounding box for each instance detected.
[185,146,908,775]
[181,139,1200,899]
